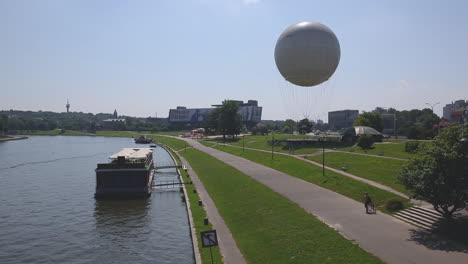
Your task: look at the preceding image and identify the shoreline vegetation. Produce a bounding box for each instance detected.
[12,129,181,137]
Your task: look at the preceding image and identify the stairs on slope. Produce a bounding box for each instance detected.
[394,206,444,230]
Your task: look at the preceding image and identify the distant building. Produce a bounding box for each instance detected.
[328,110,359,131]
[443,100,467,122]
[101,119,126,130]
[168,100,262,128]
[113,109,118,118]
[451,106,468,124]
[372,107,396,136]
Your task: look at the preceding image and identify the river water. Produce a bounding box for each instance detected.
[0,136,194,264]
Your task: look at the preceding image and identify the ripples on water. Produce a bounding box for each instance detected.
[0,136,194,264]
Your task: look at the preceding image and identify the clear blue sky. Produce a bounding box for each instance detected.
[1,0,467,121]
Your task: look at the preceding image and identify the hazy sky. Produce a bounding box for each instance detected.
[1,0,467,121]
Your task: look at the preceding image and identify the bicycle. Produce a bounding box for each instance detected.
[366,202,376,214]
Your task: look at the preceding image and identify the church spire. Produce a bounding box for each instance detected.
[66,99,70,113]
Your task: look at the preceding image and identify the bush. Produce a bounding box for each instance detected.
[404,141,420,153]
[385,199,404,212]
[357,134,374,150]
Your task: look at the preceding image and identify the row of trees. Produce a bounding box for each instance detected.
[0,115,7,135]
[353,109,441,139]
[1,110,172,132]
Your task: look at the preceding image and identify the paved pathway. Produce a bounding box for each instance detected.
[178,154,247,264]
[213,143,410,199]
[181,138,468,264]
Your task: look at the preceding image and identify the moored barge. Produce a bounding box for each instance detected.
[134,135,153,144]
[95,148,155,198]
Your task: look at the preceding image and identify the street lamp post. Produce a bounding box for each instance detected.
[318,136,325,176]
[322,138,325,176]
[242,135,245,152]
[425,102,440,113]
[271,132,274,160]
[426,102,440,135]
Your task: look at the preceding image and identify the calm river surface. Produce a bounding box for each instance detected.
[0,136,194,264]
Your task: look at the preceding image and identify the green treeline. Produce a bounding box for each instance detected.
[1,110,171,132]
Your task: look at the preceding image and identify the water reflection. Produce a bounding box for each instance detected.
[94,199,151,241]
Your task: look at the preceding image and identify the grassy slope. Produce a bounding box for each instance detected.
[149,135,187,151]
[205,143,409,213]
[208,136,427,160]
[181,147,383,264]
[308,152,411,196]
[206,134,345,155]
[341,143,415,159]
[164,147,222,264]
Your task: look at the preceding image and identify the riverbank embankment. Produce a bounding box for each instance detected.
[0,136,28,142]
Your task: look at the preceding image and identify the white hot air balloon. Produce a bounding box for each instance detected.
[275,21,341,87]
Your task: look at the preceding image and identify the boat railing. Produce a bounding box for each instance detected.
[97,163,148,169]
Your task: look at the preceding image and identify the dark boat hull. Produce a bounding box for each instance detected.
[95,168,154,199]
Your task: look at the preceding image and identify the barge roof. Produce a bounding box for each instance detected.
[110,148,153,160]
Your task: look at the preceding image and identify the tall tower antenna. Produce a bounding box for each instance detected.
[66,99,70,113]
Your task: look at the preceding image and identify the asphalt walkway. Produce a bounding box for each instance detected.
[208,143,410,199]
[182,138,468,264]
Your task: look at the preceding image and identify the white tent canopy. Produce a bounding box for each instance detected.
[110,148,153,160]
[354,126,382,136]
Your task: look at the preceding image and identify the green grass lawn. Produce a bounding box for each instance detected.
[205,134,347,155]
[308,152,411,196]
[149,135,187,151]
[180,147,383,264]
[163,147,222,264]
[341,142,417,159]
[95,131,139,137]
[18,129,62,135]
[152,131,186,136]
[208,144,410,214]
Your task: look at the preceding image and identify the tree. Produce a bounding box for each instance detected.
[353,112,383,132]
[298,118,312,134]
[251,123,268,135]
[205,100,242,139]
[0,115,7,135]
[398,125,468,219]
[396,109,440,139]
[357,134,374,150]
[283,119,297,133]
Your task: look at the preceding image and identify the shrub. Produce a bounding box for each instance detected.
[357,134,374,150]
[385,199,404,212]
[405,141,420,153]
